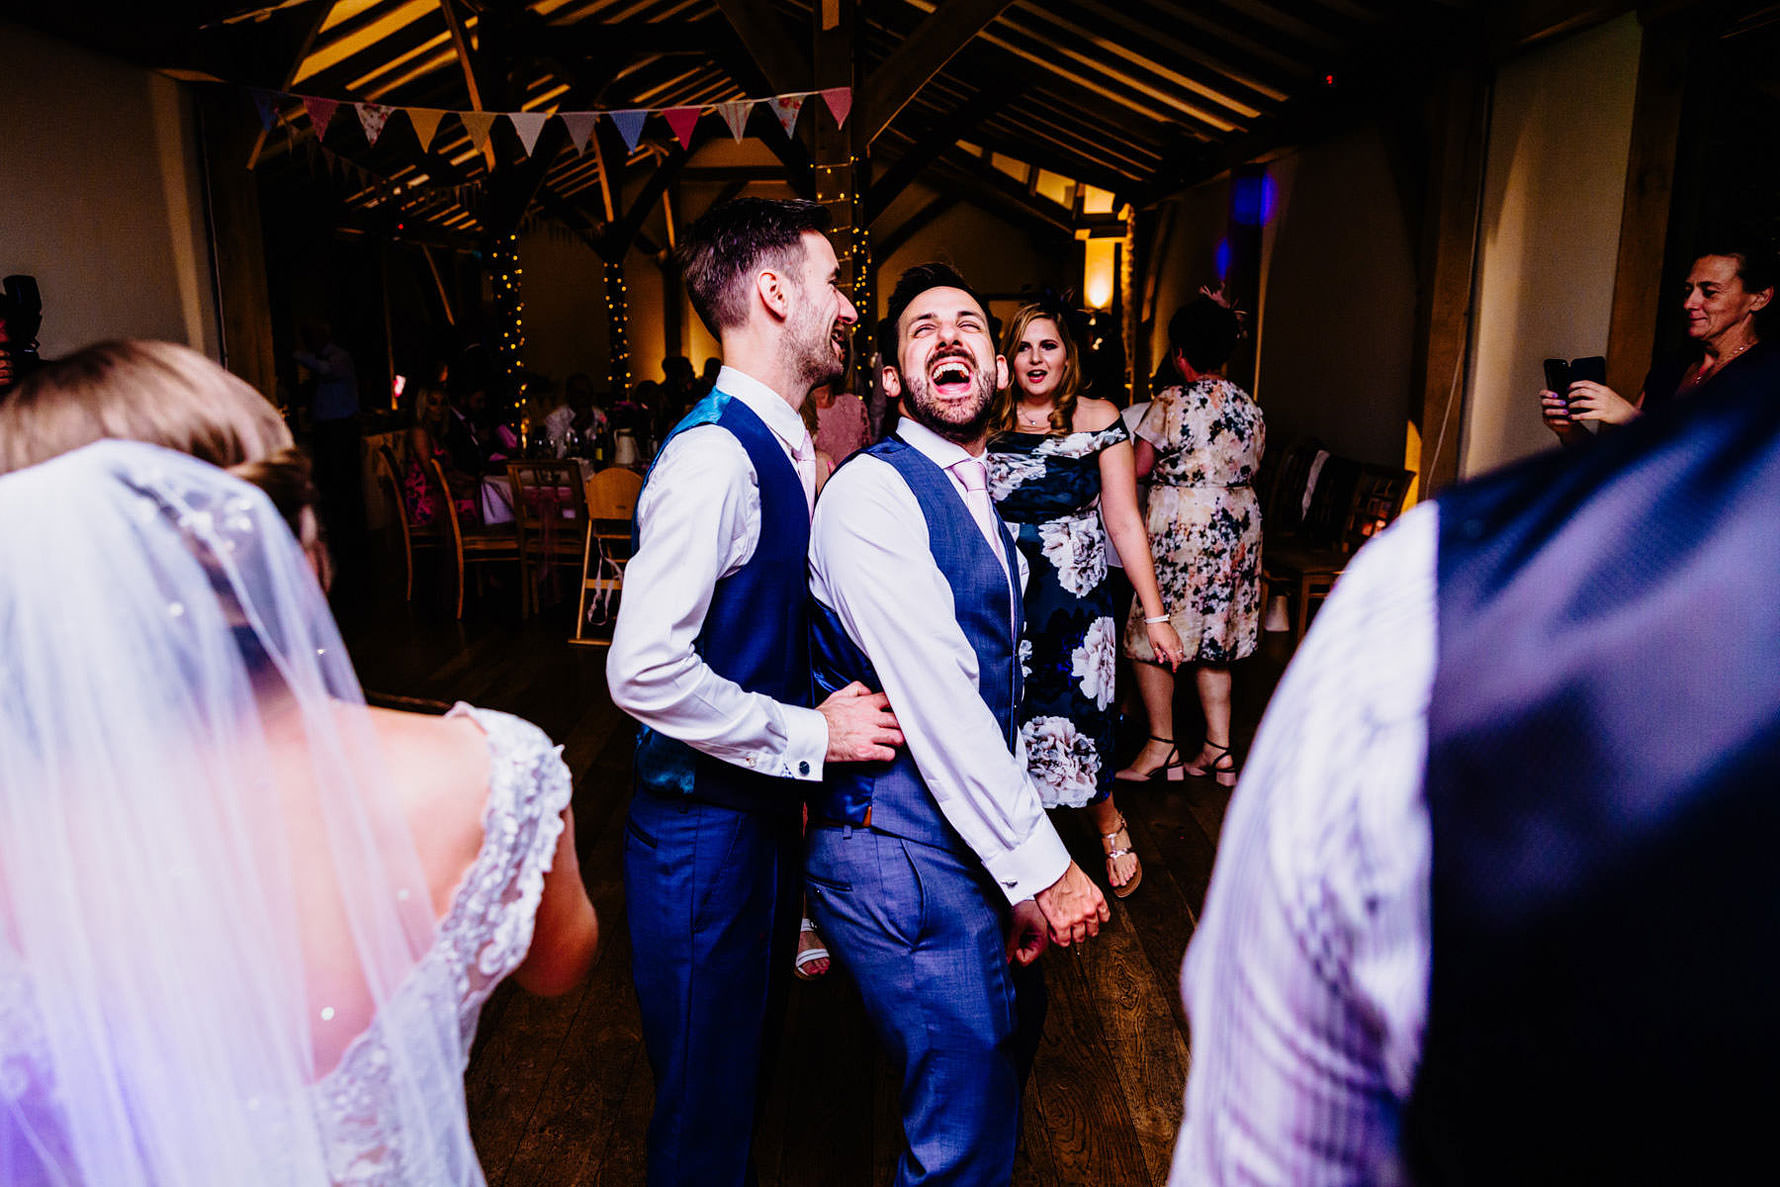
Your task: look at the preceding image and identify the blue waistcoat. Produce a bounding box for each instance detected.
[1404,350,1780,1184]
[808,437,1024,852]
[632,392,812,814]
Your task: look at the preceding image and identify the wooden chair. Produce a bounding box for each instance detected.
[573,467,644,646]
[507,459,592,617]
[372,445,416,600]
[427,456,521,619]
[1259,436,1330,541]
[1261,460,1412,642]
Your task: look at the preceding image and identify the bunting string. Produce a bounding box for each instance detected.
[248,84,853,161]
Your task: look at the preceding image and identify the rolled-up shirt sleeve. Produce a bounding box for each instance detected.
[607,426,828,780]
[809,456,1070,902]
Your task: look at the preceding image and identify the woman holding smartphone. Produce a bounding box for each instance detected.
[1544,245,1774,440]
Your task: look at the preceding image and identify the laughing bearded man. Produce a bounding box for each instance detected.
[608,197,904,1187]
[806,262,1111,1185]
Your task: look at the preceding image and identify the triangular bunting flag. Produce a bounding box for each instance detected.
[406,107,445,152]
[663,107,701,150]
[508,111,548,156]
[356,102,393,147]
[302,95,340,141]
[717,101,750,141]
[770,95,804,138]
[250,89,279,131]
[609,109,647,152]
[560,112,598,154]
[460,110,497,153]
[820,87,852,130]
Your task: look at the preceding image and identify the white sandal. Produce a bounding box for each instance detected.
[794,916,831,981]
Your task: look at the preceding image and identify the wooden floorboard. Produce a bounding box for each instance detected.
[338,563,1288,1186]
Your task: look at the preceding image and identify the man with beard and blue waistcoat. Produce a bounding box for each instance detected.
[608,198,904,1187]
[806,263,1112,1185]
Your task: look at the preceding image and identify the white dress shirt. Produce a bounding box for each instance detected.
[809,418,1071,904]
[607,365,829,782]
[1170,503,1436,1186]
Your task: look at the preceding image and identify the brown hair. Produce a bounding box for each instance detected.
[0,340,317,540]
[990,305,1081,435]
[677,198,833,334]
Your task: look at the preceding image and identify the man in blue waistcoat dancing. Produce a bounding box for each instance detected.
[806,263,1112,1185]
[608,197,905,1187]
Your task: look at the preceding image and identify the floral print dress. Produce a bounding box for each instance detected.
[1124,379,1265,665]
[987,420,1131,808]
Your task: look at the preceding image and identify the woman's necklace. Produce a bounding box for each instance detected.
[1017,403,1054,429]
[1697,338,1756,383]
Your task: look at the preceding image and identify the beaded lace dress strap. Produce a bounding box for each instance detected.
[439,703,572,1017]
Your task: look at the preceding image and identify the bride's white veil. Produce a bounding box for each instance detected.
[0,441,481,1184]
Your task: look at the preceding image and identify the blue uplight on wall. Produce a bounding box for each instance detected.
[1215,237,1231,281]
[1231,172,1278,227]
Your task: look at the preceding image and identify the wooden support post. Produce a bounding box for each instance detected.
[1603,9,1694,402]
[195,90,277,398]
[1408,65,1490,502]
[813,0,866,348]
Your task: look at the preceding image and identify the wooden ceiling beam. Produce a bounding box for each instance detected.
[714,0,811,95]
[877,192,959,260]
[856,0,1016,145]
[864,83,1023,222]
[246,0,332,169]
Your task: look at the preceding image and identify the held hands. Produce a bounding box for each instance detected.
[1033,861,1110,947]
[1559,381,1639,427]
[818,680,904,763]
[1146,620,1185,670]
[1005,899,1051,966]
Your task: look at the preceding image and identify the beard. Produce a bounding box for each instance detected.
[784,298,847,395]
[900,359,998,445]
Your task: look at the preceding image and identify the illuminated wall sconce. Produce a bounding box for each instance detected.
[1084,237,1117,311]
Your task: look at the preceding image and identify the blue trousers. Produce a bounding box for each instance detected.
[624,792,801,1186]
[805,826,1046,1186]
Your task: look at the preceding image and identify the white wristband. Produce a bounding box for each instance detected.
[1143,614,1170,624]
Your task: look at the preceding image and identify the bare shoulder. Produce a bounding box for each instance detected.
[1073,398,1122,431]
[367,707,492,912]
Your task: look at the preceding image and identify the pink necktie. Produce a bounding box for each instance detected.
[951,457,1007,571]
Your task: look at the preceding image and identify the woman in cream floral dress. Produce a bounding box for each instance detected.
[987,305,1184,898]
[1119,293,1264,788]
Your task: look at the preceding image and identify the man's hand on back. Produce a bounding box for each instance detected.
[818,681,903,763]
[1033,861,1109,947]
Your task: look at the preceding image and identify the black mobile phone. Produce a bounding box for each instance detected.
[1542,358,1570,395]
[1569,355,1606,386]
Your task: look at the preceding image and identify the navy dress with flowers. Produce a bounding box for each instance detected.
[987,420,1130,807]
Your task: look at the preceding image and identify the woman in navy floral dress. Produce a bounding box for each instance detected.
[987,305,1184,898]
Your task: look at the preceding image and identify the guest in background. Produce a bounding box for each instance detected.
[443,386,490,480]
[663,355,699,424]
[987,303,1183,898]
[1544,243,1774,442]
[0,343,598,1181]
[293,320,364,585]
[1119,292,1264,788]
[811,361,870,466]
[699,356,722,398]
[799,388,838,489]
[403,381,475,528]
[546,372,608,458]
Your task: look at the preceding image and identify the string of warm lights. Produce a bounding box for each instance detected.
[604,260,631,393]
[493,231,525,380]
